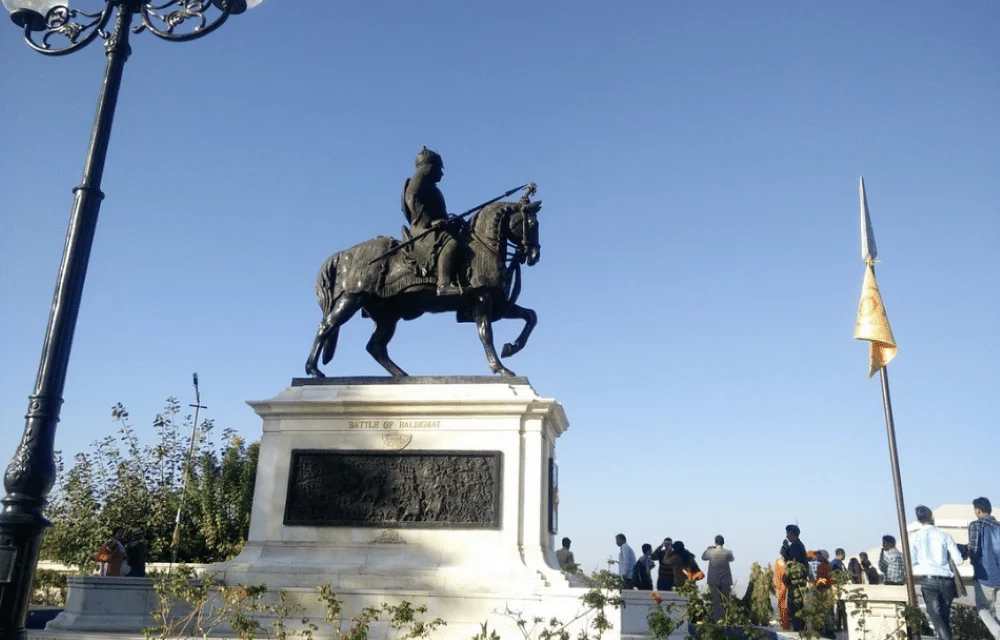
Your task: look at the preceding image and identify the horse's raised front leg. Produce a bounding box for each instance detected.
[366,313,408,378]
[473,294,516,377]
[499,303,537,359]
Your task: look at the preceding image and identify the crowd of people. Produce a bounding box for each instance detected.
[553,496,1000,640]
[557,533,735,622]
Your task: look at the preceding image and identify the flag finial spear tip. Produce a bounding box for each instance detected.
[859,176,878,263]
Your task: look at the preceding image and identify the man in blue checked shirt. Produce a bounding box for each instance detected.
[910,505,964,640]
[879,535,906,586]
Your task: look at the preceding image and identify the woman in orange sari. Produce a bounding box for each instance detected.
[774,555,790,630]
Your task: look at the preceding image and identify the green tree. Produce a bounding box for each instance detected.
[40,398,258,568]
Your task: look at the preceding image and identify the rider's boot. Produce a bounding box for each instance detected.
[435,242,463,296]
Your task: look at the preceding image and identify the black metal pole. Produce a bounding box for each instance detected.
[0,6,133,639]
[879,365,919,608]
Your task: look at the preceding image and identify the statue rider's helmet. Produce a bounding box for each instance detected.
[415,146,444,172]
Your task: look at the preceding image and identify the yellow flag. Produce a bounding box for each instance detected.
[854,262,897,378]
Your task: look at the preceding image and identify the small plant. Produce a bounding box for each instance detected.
[742,562,774,627]
[312,585,446,640]
[952,603,993,640]
[144,566,268,640]
[269,590,303,640]
[220,584,268,640]
[675,579,770,640]
[31,569,68,607]
[471,621,504,640]
[577,566,626,639]
[841,582,873,640]
[498,564,627,640]
[382,600,446,640]
[646,592,680,640]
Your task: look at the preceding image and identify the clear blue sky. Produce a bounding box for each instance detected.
[2,2,997,585]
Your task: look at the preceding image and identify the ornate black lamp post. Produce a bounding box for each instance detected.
[0,1,259,637]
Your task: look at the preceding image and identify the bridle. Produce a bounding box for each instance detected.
[507,204,540,266]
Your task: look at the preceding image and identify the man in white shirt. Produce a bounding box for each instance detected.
[616,533,637,589]
[910,505,964,640]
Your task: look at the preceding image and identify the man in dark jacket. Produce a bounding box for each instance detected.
[783,525,808,632]
[969,497,1000,639]
[651,537,675,591]
[125,529,148,578]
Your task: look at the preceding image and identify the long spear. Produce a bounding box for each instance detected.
[853,177,918,609]
[367,183,531,265]
[170,373,207,566]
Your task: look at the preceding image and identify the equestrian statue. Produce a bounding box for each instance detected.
[304,147,542,378]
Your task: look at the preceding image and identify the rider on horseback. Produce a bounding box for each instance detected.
[402,146,465,296]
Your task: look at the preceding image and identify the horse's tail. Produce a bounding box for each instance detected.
[321,325,340,365]
[316,253,343,318]
[316,254,344,366]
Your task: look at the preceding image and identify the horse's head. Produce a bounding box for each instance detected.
[507,199,542,266]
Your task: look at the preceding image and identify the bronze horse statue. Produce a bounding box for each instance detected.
[305,196,542,378]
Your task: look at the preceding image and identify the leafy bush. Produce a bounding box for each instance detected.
[952,603,992,640]
[30,569,68,607]
[40,399,258,568]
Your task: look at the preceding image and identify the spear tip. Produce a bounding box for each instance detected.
[860,176,878,263]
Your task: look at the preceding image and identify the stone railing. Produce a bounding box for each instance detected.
[37,560,211,575]
[841,584,909,640]
[619,589,686,638]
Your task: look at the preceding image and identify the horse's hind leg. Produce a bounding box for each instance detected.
[499,303,537,359]
[305,295,361,377]
[366,313,408,378]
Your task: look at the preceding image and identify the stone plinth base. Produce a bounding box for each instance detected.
[45,576,189,633]
[212,378,570,593]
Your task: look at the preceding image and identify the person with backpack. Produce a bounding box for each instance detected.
[968,497,1000,640]
[633,543,655,590]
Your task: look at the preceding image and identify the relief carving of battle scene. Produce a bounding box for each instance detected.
[284,450,502,528]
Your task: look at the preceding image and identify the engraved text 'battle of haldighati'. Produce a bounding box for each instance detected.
[284,450,502,529]
[348,419,442,430]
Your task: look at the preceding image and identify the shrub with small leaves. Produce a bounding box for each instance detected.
[30,569,68,607]
[952,603,992,640]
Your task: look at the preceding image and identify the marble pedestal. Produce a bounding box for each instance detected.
[213,377,569,591]
[201,377,608,639]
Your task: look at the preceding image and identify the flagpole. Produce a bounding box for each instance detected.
[856,177,918,612]
[877,362,918,608]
